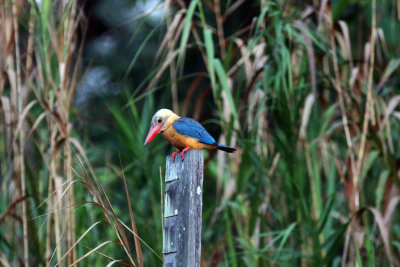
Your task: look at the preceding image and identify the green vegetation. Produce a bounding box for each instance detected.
[1,0,400,266]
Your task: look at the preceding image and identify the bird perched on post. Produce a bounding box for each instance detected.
[144,109,236,161]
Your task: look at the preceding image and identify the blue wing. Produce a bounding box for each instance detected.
[173,117,216,145]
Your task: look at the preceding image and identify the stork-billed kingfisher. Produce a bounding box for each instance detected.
[144,109,236,161]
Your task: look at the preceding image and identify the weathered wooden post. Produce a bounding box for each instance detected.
[163,149,204,267]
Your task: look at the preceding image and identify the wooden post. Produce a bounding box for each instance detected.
[163,150,204,267]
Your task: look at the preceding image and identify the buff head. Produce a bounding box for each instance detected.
[144,109,179,145]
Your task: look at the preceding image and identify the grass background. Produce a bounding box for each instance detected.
[1,0,400,266]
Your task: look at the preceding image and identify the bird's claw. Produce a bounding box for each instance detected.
[181,148,191,161]
[171,148,191,162]
[172,150,180,162]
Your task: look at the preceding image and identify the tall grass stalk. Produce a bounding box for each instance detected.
[1,1,145,265]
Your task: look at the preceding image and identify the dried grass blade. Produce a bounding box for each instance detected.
[383,196,400,227]
[381,95,400,130]
[106,260,123,267]
[183,74,204,116]
[68,140,136,263]
[49,215,74,264]
[318,0,329,24]
[79,244,130,266]
[54,221,102,266]
[0,255,11,267]
[69,241,116,267]
[338,21,353,67]
[0,195,29,226]
[341,227,351,267]
[14,99,36,135]
[177,0,198,65]
[357,0,377,176]
[27,112,47,138]
[214,0,225,59]
[38,179,77,208]
[376,59,400,91]
[222,0,245,20]
[0,96,12,147]
[299,94,315,141]
[155,10,185,60]
[367,207,393,265]
[120,156,143,267]
[398,0,400,20]
[145,49,179,92]
[117,218,163,260]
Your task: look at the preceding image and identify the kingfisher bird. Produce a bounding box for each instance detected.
[144,109,236,161]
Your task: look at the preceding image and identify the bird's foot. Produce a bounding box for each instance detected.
[171,148,191,161]
[181,147,191,161]
[172,150,180,162]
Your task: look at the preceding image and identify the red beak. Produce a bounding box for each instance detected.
[144,124,162,145]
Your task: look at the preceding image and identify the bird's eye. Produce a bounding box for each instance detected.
[158,119,162,123]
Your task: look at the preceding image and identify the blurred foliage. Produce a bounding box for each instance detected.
[1,0,400,266]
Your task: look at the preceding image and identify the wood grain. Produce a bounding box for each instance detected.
[163,149,204,267]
